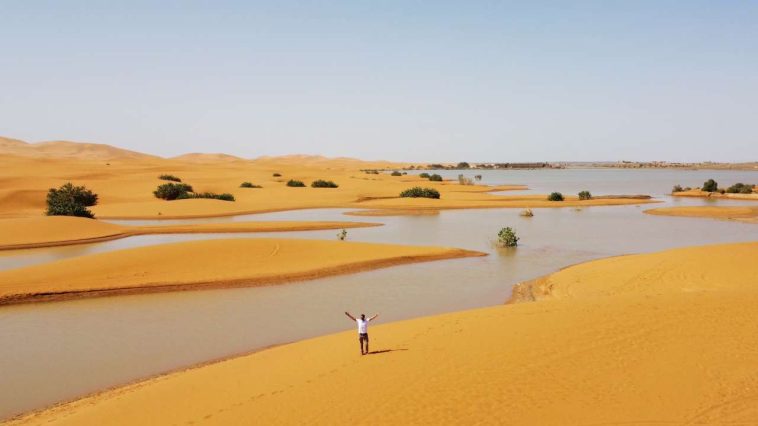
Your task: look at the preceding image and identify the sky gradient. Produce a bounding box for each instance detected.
[2,1,757,162]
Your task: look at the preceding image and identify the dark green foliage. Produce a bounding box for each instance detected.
[497,227,519,247]
[702,179,718,192]
[428,164,444,169]
[429,174,443,182]
[240,182,262,188]
[547,192,564,201]
[457,162,470,169]
[399,187,441,199]
[672,184,684,193]
[311,180,339,188]
[363,169,379,174]
[273,173,282,177]
[45,183,98,218]
[419,173,431,178]
[177,192,235,201]
[158,174,182,182]
[286,179,306,187]
[391,171,402,176]
[154,183,194,200]
[726,183,754,194]
[578,190,592,200]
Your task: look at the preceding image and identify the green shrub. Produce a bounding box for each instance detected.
[578,190,592,200]
[399,187,441,199]
[158,174,182,182]
[391,171,402,176]
[286,179,306,187]
[702,179,718,192]
[726,183,754,194]
[457,162,470,169]
[273,173,282,177]
[672,184,684,193]
[311,180,339,188]
[547,192,564,201]
[46,183,98,218]
[429,174,443,182]
[154,183,194,200]
[419,172,431,178]
[178,192,235,201]
[240,182,262,188]
[497,227,519,247]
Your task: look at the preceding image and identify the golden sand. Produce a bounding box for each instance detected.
[0,216,381,250]
[9,242,758,425]
[0,138,656,220]
[672,189,758,201]
[644,206,758,224]
[0,238,485,305]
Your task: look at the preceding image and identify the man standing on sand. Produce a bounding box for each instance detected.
[344,312,378,355]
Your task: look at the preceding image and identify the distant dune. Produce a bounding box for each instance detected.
[170,153,247,163]
[0,137,159,161]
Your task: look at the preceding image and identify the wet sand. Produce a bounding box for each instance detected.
[645,205,758,224]
[10,241,758,425]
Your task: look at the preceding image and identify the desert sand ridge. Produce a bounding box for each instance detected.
[7,242,758,424]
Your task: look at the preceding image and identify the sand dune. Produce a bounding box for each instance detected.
[9,242,758,425]
[170,153,246,163]
[0,216,382,250]
[0,138,159,161]
[645,206,758,224]
[0,238,485,305]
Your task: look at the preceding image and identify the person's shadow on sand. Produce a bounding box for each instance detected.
[366,348,408,355]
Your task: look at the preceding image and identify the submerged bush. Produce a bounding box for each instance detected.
[702,179,718,192]
[672,184,684,193]
[46,183,98,218]
[240,182,262,188]
[154,183,194,200]
[547,192,564,201]
[311,180,339,188]
[498,227,519,247]
[726,183,754,194]
[399,187,441,199]
[158,174,182,182]
[429,174,443,182]
[578,190,592,200]
[419,172,431,178]
[337,229,348,241]
[391,171,402,176]
[520,208,534,217]
[286,179,306,187]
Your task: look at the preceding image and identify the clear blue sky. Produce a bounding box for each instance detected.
[1,1,756,162]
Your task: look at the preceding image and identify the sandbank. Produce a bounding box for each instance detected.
[9,242,758,424]
[672,189,758,201]
[0,238,485,305]
[644,206,758,224]
[0,216,382,250]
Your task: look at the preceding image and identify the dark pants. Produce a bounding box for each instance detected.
[359,333,369,354]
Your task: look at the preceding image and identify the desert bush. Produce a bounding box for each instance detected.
[458,174,474,185]
[497,227,519,247]
[364,169,379,174]
[672,184,684,193]
[702,179,718,192]
[240,182,262,188]
[46,183,98,218]
[273,173,282,177]
[578,190,592,200]
[178,192,235,201]
[391,171,402,176]
[429,174,443,182]
[337,229,348,241]
[311,180,339,188]
[154,183,193,200]
[726,183,755,194]
[419,172,431,178]
[158,174,182,182]
[399,187,441,199]
[520,208,533,217]
[457,162,470,169]
[547,192,564,201]
[286,179,306,187]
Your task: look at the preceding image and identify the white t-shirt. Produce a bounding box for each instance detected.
[357,318,368,334]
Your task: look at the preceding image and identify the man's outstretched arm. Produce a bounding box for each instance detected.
[344,311,356,321]
[368,314,379,321]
